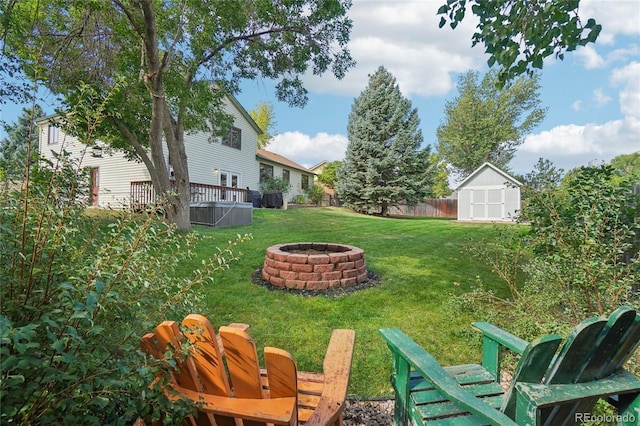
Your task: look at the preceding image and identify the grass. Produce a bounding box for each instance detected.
[175,207,516,397]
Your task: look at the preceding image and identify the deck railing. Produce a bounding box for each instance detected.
[130,181,247,210]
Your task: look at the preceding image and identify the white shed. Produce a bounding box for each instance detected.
[456,162,522,222]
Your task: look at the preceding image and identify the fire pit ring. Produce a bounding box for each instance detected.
[262,243,368,290]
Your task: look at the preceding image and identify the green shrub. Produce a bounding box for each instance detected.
[259,176,291,194]
[0,148,249,423]
[304,184,325,205]
[457,164,639,339]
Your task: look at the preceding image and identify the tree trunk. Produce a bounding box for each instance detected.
[381,201,389,217]
[162,105,191,231]
[139,0,191,230]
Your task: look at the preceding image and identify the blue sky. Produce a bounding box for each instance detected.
[235,0,640,178]
[2,0,638,180]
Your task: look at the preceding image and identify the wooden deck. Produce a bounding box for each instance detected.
[130,181,247,210]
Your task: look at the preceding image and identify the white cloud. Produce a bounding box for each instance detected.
[592,89,612,106]
[514,62,640,174]
[513,117,640,174]
[302,1,486,98]
[265,0,640,177]
[581,0,640,44]
[575,45,606,69]
[267,131,348,168]
[610,61,640,120]
[607,45,640,63]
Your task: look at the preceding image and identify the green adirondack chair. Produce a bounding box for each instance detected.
[379,306,640,425]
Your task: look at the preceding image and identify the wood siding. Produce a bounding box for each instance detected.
[38,124,150,209]
[37,96,261,209]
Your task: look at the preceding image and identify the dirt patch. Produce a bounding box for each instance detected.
[251,269,382,297]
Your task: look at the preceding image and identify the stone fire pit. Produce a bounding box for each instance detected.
[262,243,368,290]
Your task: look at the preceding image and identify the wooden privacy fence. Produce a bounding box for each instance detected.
[388,198,457,218]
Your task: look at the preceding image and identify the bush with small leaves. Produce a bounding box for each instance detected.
[0,139,249,424]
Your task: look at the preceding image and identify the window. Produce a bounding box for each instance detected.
[219,170,241,188]
[48,124,59,145]
[222,127,241,149]
[260,163,274,183]
[301,175,310,190]
[282,169,290,184]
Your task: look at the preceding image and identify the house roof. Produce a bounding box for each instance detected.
[257,149,313,174]
[35,92,263,135]
[455,162,522,190]
[35,113,62,124]
[226,93,263,135]
[309,160,328,173]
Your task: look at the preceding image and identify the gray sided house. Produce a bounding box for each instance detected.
[256,149,315,203]
[456,162,522,222]
[37,94,262,211]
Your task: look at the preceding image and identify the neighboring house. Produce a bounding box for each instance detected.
[309,160,335,206]
[456,162,521,222]
[309,160,327,176]
[256,149,315,202]
[37,94,262,209]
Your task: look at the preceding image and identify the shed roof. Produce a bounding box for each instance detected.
[455,162,522,190]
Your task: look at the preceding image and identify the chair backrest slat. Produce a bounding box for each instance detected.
[264,347,298,399]
[181,314,231,396]
[544,318,607,385]
[182,315,237,426]
[218,326,264,399]
[501,334,562,418]
[153,321,202,392]
[600,314,640,378]
[580,307,637,382]
[534,307,640,425]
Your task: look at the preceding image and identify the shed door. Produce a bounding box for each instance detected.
[470,188,505,220]
[486,188,505,219]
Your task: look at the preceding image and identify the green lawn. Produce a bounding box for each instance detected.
[177,207,514,397]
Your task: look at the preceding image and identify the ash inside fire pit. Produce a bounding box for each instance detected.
[260,242,371,292]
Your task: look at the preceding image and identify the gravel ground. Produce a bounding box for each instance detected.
[343,398,394,425]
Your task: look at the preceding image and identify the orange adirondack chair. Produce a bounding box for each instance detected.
[139,314,355,426]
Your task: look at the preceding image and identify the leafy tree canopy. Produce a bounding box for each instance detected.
[430,153,452,198]
[1,0,354,229]
[249,101,277,149]
[317,160,341,190]
[337,66,434,216]
[438,0,602,85]
[610,151,640,185]
[437,69,546,179]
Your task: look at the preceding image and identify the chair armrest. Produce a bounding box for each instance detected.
[166,382,297,425]
[305,329,356,426]
[473,322,528,354]
[514,370,640,423]
[380,328,518,426]
[473,322,528,380]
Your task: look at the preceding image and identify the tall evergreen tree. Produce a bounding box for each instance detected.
[337,66,433,216]
[0,105,43,181]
